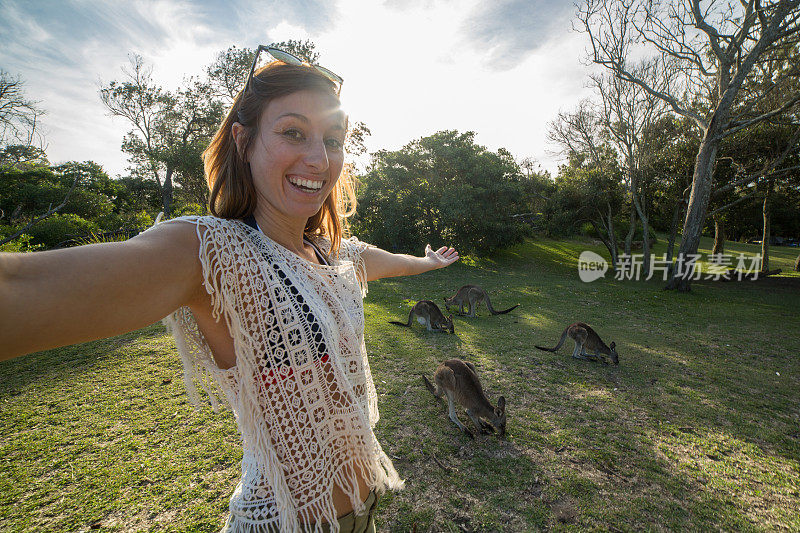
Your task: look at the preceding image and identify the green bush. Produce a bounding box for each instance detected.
[0,232,42,252]
[27,213,99,249]
[174,202,207,217]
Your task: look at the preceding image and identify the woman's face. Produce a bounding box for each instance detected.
[245,89,346,223]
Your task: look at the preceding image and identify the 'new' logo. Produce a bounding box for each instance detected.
[578,251,608,282]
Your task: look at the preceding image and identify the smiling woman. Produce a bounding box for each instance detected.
[0,49,459,533]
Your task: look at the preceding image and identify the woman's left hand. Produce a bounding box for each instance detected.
[425,244,459,270]
[362,243,459,281]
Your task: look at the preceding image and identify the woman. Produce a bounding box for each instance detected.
[0,48,459,532]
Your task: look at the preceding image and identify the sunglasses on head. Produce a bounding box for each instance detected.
[243,45,344,96]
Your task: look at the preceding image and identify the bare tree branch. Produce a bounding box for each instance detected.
[707,189,759,216]
[0,174,79,246]
[722,93,800,138]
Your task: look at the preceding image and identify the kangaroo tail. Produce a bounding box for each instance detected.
[535,326,569,352]
[421,374,439,397]
[485,293,519,315]
[492,304,520,315]
[389,308,414,327]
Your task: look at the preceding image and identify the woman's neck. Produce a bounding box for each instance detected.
[251,206,313,259]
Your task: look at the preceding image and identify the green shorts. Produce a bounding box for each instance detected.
[316,490,379,533]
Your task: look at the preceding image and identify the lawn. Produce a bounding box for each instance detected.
[1,235,799,532]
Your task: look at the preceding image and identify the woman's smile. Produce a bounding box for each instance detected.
[286,174,327,194]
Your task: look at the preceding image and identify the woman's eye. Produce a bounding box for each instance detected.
[325,138,344,150]
[282,129,304,141]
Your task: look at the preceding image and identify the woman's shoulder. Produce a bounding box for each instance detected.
[308,234,370,261]
[159,214,239,228]
[154,215,255,238]
[135,215,255,253]
[339,235,373,256]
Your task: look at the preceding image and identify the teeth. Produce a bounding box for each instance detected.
[289,176,323,190]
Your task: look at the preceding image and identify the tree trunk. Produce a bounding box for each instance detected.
[629,171,650,278]
[624,202,636,257]
[761,180,773,273]
[711,216,725,258]
[162,165,174,217]
[607,204,618,271]
[591,203,620,272]
[666,130,719,292]
[665,197,686,278]
[641,217,651,278]
[591,219,617,271]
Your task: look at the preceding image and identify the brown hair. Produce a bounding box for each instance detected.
[204,61,356,254]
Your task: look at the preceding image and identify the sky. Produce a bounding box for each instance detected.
[0,0,598,178]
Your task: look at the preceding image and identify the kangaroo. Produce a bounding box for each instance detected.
[443,284,520,317]
[389,300,454,333]
[422,359,506,439]
[535,322,619,365]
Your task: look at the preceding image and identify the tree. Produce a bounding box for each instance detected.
[206,40,321,106]
[159,80,224,210]
[0,70,47,168]
[0,166,78,248]
[578,0,800,291]
[592,61,670,277]
[705,117,800,270]
[547,101,626,269]
[206,45,254,104]
[101,56,223,215]
[353,131,532,255]
[100,56,169,210]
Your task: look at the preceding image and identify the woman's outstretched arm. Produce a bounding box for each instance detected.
[0,221,204,361]
[361,244,459,282]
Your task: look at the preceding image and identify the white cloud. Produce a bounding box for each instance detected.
[460,0,577,70]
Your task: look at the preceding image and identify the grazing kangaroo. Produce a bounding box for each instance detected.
[422,359,506,439]
[389,300,454,333]
[535,322,619,365]
[443,284,520,317]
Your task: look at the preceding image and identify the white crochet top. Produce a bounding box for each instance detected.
[159,216,403,532]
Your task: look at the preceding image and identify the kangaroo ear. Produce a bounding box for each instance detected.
[610,341,616,349]
[497,396,506,411]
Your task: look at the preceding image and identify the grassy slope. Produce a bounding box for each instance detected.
[1,236,798,532]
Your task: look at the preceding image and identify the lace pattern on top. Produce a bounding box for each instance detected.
[159,216,402,533]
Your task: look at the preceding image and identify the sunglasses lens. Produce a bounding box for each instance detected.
[267,48,302,66]
[313,65,344,85]
[251,46,343,95]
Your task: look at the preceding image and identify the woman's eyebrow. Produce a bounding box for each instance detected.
[275,112,309,122]
[274,112,345,130]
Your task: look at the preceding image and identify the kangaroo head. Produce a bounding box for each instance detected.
[494,396,507,437]
[444,314,454,334]
[443,296,453,311]
[609,341,619,365]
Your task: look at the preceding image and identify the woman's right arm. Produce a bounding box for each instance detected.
[0,221,205,361]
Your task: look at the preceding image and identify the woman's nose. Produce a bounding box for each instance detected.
[303,138,329,172]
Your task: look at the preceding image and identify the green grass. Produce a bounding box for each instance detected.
[2,235,799,532]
